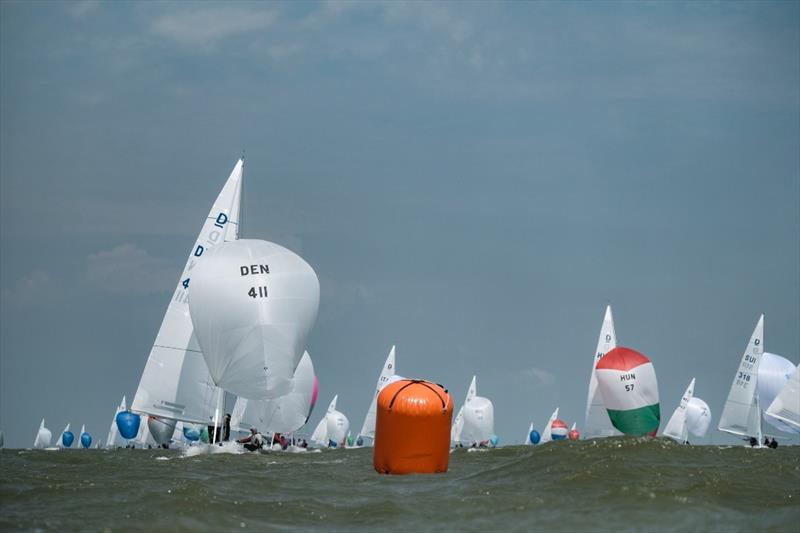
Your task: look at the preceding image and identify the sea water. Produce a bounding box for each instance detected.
[1,438,798,532]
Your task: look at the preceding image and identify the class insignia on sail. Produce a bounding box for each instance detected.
[595,347,660,437]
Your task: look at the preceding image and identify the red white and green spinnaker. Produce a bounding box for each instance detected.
[595,347,660,436]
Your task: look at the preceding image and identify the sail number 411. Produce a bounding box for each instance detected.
[248,286,268,298]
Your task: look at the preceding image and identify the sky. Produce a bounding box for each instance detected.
[1,1,798,448]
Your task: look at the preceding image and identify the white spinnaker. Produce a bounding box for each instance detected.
[131,160,243,425]
[230,352,316,434]
[34,419,51,449]
[719,315,764,439]
[585,306,622,438]
[452,376,477,444]
[358,346,398,441]
[663,378,695,443]
[758,353,799,434]
[765,364,800,433]
[461,396,494,445]
[327,410,350,446]
[541,408,559,444]
[686,397,712,438]
[57,423,71,448]
[311,395,338,447]
[188,239,320,400]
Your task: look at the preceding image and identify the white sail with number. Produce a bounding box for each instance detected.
[718,315,764,440]
[189,239,320,400]
[131,160,242,425]
[758,353,799,434]
[585,306,622,438]
[358,346,404,443]
[663,378,695,443]
[765,364,800,432]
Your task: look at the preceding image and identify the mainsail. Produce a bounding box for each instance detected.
[358,346,403,442]
[451,376,477,445]
[105,395,126,449]
[663,378,695,443]
[718,315,764,440]
[765,364,800,432]
[585,305,622,438]
[131,160,242,425]
[33,418,51,449]
[230,351,317,435]
[311,395,338,447]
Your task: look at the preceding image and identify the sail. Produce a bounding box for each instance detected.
[765,364,800,432]
[585,306,622,438]
[311,395,338,447]
[358,346,398,441]
[33,418,51,449]
[686,397,712,438]
[57,423,72,448]
[461,396,494,445]
[105,395,127,448]
[524,422,534,445]
[663,378,695,443]
[541,408,559,443]
[596,347,660,436]
[758,353,799,434]
[718,315,764,438]
[189,239,320,400]
[148,416,177,446]
[230,352,317,434]
[131,160,243,424]
[451,376,477,445]
[327,410,350,447]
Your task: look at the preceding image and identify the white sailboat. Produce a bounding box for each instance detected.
[759,353,799,434]
[131,159,242,430]
[230,351,317,435]
[541,408,559,444]
[105,396,127,449]
[451,376,477,446]
[310,395,349,448]
[663,378,695,443]
[56,423,71,448]
[33,418,52,449]
[358,345,404,444]
[765,364,800,432]
[584,305,622,438]
[460,378,494,446]
[718,314,765,446]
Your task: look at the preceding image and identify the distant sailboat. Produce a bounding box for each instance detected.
[759,353,799,434]
[719,315,765,445]
[358,346,403,445]
[523,422,534,445]
[541,408,559,444]
[765,364,800,432]
[459,377,494,446]
[57,423,73,448]
[310,396,349,448]
[451,376,476,446]
[33,419,52,449]
[663,378,695,443]
[131,159,243,429]
[584,306,622,438]
[106,396,127,449]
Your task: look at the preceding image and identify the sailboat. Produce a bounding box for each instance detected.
[33,419,52,449]
[105,396,127,449]
[759,353,799,434]
[523,422,534,445]
[57,423,74,448]
[310,396,349,448]
[765,364,800,432]
[230,351,317,436]
[540,408,559,444]
[130,159,243,437]
[358,346,404,445]
[584,306,622,438]
[459,377,495,446]
[663,378,695,443]
[79,425,92,448]
[719,314,766,446]
[451,376,476,446]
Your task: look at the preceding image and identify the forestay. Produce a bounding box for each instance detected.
[585,306,622,438]
[663,378,695,443]
[718,315,764,439]
[230,351,317,435]
[765,364,800,433]
[131,160,243,425]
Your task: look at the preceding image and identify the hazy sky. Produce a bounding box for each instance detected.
[1,1,798,448]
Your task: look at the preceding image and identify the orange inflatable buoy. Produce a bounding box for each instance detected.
[373,379,453,475]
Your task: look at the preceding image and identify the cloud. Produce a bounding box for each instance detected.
[86,244,176,294]
[151,7,277,47]
[0,270,65,308]
[522,367,556,387]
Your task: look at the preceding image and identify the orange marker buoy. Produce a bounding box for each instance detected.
[373,379,453,475]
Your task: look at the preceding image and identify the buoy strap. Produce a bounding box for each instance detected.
[388,380,448,413]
